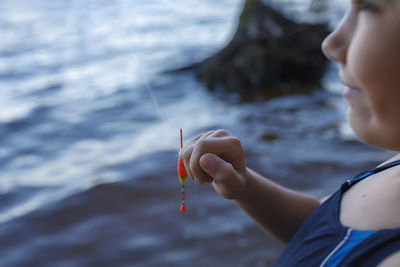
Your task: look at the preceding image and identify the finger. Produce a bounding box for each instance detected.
[200,153,236,184]
[180,144,195,181]
[185,130,214,149]
[209,129,229,138]
[198,130,215,140]
[189,137,245,185]
[192,136,245,173]
[200,153,242,199]
[180,130,232,184]
[180,130,215,182]
[191,132,206,142]
[189,140,215,185]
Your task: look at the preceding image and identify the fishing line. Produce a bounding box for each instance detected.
[135,58,202,214]
[132,54,164,124]
[142,76,166,125]
[131,52,180,154]
[129,3,204,213]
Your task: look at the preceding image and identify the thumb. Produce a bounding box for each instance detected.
[199,153,236,182]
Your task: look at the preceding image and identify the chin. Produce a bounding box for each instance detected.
[351,125,400,152]
[348,109,400,151]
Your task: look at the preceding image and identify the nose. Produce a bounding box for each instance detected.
[321,13,353,64]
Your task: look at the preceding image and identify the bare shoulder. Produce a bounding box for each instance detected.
[377,154,400,167]
[378,251,400,267]
[340,161,400,230]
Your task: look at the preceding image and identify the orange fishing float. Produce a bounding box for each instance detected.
[177,128,188,212]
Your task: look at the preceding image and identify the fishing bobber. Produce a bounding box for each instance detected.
[177,157,187,212]
[177,128,188,213]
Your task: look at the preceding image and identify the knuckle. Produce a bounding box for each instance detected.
[230,136,242,148]
[181,148,188,159]
[214,129,229,136]
[189,159,199,176]
[192,134,202,141]
[196,139,208,151]
[201,130,214,139]
[182,147,192,161]
[193,131,207,142]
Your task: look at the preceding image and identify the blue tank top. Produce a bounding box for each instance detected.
[272,160,400,266]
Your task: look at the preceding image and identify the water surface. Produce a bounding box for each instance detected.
[0,1,392,266]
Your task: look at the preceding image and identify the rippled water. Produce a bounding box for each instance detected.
[0,0,393,266]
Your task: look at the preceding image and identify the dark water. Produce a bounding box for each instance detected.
[0,0,394,266]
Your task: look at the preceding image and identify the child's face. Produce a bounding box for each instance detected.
[322,0,400,151]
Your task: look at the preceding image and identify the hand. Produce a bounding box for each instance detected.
[179,129,248,199]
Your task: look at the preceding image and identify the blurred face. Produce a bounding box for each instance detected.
[322,0,400,151]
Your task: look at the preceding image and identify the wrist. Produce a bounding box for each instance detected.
[234,167,253,201]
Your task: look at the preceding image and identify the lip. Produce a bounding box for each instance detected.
[343,85,362,100]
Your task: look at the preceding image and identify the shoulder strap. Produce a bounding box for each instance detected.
[346,159,400,187]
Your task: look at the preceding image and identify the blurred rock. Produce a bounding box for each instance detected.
[176,0,330,99]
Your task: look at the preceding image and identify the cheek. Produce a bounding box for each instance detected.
[348,24,400,120]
